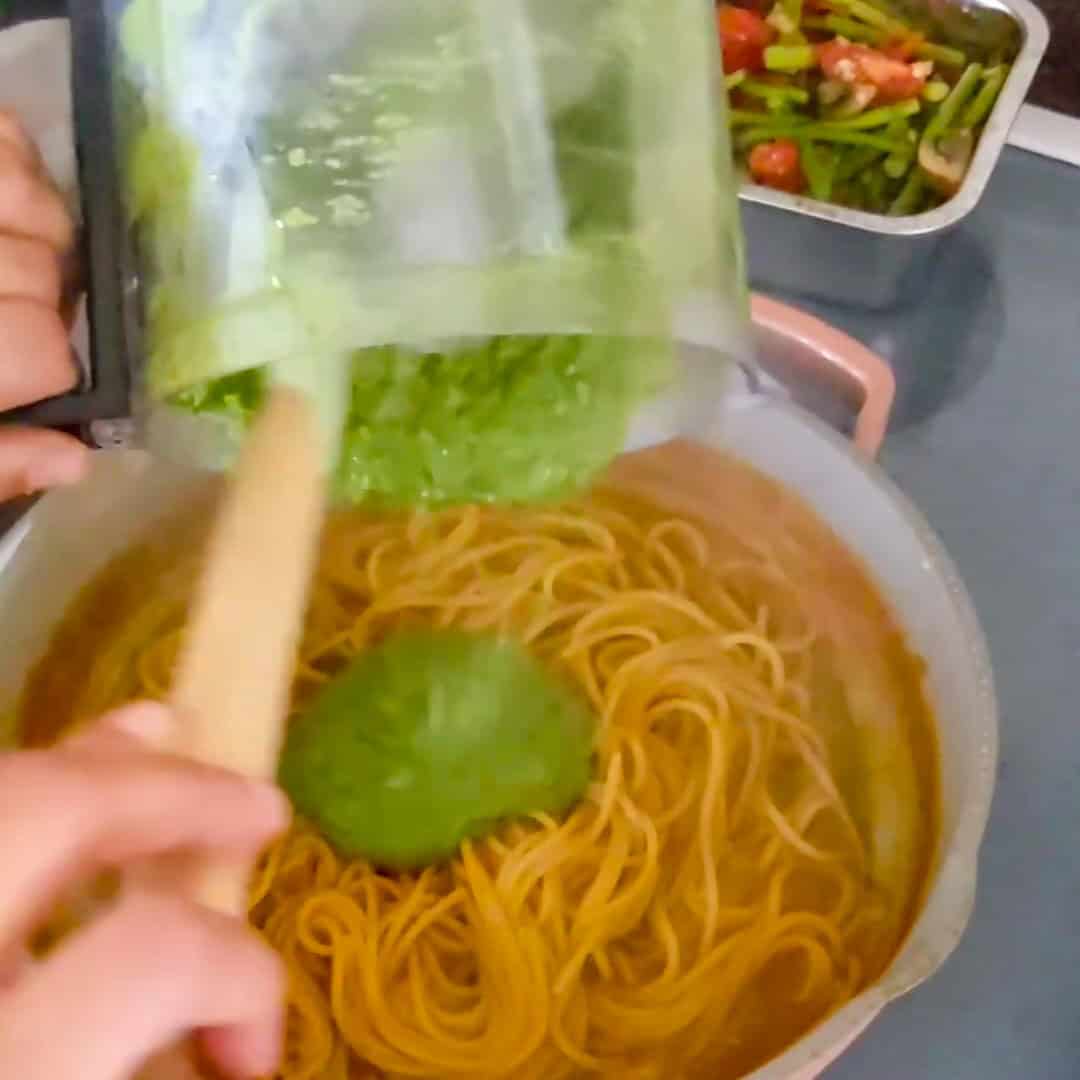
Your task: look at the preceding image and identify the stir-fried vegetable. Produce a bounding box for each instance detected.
[717,4,777,74]
[717,0,1016,215]
[748,138,805,193]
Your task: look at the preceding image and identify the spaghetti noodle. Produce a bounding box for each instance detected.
[20,451,936,1080]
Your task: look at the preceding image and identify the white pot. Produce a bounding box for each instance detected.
[725,397,996,1079]
[0,324,995,1080]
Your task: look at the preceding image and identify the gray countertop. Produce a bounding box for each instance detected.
[774,146,1080,1079]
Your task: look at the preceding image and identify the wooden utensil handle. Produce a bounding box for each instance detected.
[167,384,327,915]
[136,385,327,1079]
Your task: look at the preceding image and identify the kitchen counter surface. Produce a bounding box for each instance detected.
[776,145,1080,1080]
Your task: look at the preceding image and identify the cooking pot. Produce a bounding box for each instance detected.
[0,302,996,1080]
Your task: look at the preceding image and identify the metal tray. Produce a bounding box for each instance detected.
[738,0,1050,310]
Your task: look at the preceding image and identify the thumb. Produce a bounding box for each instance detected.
[0,889,284,1080]
[0,426,88,502]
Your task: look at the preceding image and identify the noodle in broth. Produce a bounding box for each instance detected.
[19,446,937,1079]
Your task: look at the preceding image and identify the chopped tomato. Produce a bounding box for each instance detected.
[748,140,805,195]
[817,40,927,102]
[716,5,776,74]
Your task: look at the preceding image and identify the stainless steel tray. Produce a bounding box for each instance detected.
[738,0,1050,310]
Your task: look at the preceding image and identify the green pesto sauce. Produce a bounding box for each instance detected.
[174,333,669,508]
[278,630,595,869]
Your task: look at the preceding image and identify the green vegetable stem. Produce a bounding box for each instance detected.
[822,0,907,37]
[889,167,925,215]
[861,163,886,206]
[834,144,883,183]
[802,14,886,44]
[739,127,906,153]
[799,139,837,202]
[847,0,904,16]
[914,42,967,69]
[824,99,921,129]
[739,78,811,110]
[882,148,912,180]
[922,81,950,104]
[764,44,816,73]
[962,65,1008,129]
[779,0,805,25]
[919,62,983,150]
[735,98,918,160]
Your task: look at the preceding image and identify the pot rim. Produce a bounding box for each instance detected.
[731,398,997,1079]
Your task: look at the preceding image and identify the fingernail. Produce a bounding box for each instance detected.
[24,446,88,492]
[107,702,174,746]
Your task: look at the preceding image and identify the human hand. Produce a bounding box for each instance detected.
[0,109,89,503]
[0,703,290,1080]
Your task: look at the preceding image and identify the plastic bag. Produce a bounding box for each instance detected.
[108,0,752,506]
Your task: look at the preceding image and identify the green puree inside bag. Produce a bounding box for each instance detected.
[119,0,749,507]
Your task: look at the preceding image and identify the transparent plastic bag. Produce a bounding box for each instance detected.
[113,0,752,506]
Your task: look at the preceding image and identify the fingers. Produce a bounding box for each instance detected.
[0,111,79,422]
[0,703,290,951]
[0,705,290,1079]
[0,118,74,255]
[0,298,77,408]
[201,1016,285,1080]
[0,888,284,1080]
[0,234,62,305]
[0,945,29,993]
[0,110,44,170]
[0,427,88,501]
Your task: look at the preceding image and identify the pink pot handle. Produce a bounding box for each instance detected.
[750,294,895,459]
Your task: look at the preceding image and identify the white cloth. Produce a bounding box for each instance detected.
[0,19,76,206]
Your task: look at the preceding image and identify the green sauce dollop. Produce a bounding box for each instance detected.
[278,631,595,869]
